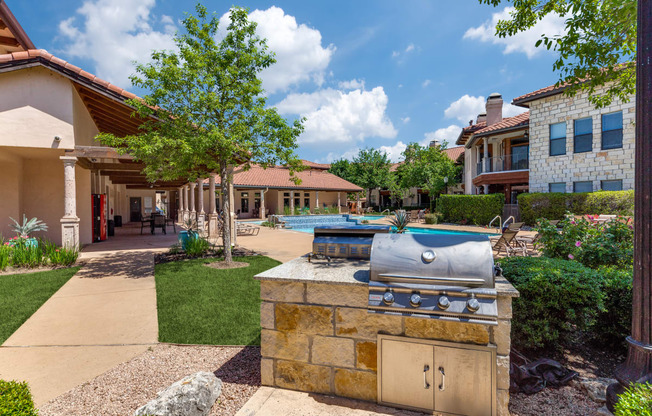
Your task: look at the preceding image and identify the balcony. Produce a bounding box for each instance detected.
[475,153,529,177]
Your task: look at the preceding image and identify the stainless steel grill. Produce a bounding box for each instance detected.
[311,225,390,261]
[368,233,500,326]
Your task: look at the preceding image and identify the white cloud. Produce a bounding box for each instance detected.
[423,124,463,147]
[444,94,486,123]
[222,6,335,94]
[444,94,528,124]
[338,79,365,90]
[276,87,397,145]
[405,43,415,53]
[58,0,176,88]
[401,116,411,124]
[422,79,432,88]
[464,7,566,58]
[392,43,417,60]
[391,50,400,58]
[318,147,361,163]
[380,141,408,163]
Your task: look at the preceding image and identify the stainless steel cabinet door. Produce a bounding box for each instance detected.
[434,345,493,416]
[379,338,435,411]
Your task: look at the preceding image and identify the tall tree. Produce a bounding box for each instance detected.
[328,159,354,183]
[350,148,393,208]
[398,142,460,209]
[480,0,636,107]
[99,4,303,263]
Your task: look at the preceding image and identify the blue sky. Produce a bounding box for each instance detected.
[10,0,566,163]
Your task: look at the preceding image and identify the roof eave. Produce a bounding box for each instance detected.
[512,86,568,107]
[0,1,35,50]
[473,123,529,139]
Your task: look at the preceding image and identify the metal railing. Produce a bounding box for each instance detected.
[476,154,529,176]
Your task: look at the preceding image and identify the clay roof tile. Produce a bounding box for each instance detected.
[11,51,28,60]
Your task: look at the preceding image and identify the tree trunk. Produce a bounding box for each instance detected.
[220,162,233,263]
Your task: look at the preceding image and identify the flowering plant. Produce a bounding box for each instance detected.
[9,215,48,238]
[536,214,633,269]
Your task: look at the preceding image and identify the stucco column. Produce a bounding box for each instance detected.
[228,168,236,245]
[338,192,341,214]
[483,139,489,173]
[177,187,184,223]
[60,156,80,248]
[208,176,219,237]
[356,193,360,214]
[290,190,295,214]
[483,184,489,194]
[316,191,320,212]
[189,182,196,221]
[197,178,205,232]
[260,189,266,220]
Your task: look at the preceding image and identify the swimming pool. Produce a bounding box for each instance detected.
[286,225,493,236]
[351,215,388,221]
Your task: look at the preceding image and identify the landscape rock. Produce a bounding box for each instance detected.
[595,405,613,416]
[134,371,222,416]
[571,377,616,404]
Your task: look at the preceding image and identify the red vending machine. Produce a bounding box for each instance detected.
[92,194,107,242]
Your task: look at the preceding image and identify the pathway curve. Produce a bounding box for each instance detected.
[0,248,160,406]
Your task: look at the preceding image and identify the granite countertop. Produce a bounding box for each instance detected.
[255,256,520,297]
[254,256,370,286]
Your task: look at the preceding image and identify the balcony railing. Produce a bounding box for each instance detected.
[475,154,529,176]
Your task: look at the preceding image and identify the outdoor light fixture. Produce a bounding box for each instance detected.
[54,135,62,142]
[523,131,529,140]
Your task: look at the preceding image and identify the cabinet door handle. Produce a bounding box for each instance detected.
[423,364,430,389]
[439,367,445,391]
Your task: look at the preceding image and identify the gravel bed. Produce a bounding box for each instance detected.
[40,344,260,416]
[510,386,601,416]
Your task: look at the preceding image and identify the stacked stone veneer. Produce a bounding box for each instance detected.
[528,87,635,193]
[259,279,516,415]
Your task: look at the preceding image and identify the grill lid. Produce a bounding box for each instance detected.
[369,233,495,288]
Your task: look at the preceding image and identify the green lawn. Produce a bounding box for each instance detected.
[0,267,80,344]
[155,256,281,345]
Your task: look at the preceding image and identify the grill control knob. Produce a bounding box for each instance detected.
[437,296,450,310]
[410,293,422,307]
[467,297,480,313]
[382,291,395,305]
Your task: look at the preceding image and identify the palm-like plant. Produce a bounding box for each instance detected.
[389,210,409,234]
[9,215,48,238]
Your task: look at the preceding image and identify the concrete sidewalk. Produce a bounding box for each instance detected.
[0,226,172,406]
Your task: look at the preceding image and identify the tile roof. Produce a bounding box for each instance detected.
[301,160,331,170]
[0,49,140,102]
[213,164,363,192]
[443,146,464,162]
[455,121,486,146]
[473,112,529,137]
[512,83,567,106]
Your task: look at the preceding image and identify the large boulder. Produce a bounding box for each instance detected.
[134,371,222,416]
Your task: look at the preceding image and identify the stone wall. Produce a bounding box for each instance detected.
[528,87,635,193]
[260,280,514,415]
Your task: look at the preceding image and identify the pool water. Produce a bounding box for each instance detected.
[288,225,492,237]
[351,215,388,221]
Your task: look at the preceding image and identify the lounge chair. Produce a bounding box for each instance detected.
[492,230,526,257]
[507,222,525,231]
[516,232,540,256]
[236,221,260,236]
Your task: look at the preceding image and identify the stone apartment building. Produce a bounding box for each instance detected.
[512,84,635,193]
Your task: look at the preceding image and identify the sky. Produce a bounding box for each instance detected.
[10,0,566,163]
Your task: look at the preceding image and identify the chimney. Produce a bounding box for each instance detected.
[476,113,487,124]
[485,93,503,126]
[429,140,440,148]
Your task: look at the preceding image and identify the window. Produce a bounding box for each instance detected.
[294,197,301,208]
[601,180,623,191]
[573,181,593,193]
[240,192,249,213]
[511,145,529,170]
[602,112,623,149]
[304,197,310,207]
[550,122,566,156]
[549,183,566,193]
[574,118,593,153]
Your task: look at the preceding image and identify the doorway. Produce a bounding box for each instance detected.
[130,197,142,222]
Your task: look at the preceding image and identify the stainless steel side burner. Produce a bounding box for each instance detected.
[310,225,390,261]
[368,233,501,326]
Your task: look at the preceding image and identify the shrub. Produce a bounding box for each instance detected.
[518,190,634,225]
[614,383,652,416]
[436,194,504,225]
[9,240,44,269]
[592,266,633,349]
[184,236,211,257]
[424,213,442,225]
[0,242,9,271]
[0,380,38,416]
[361,219,370,224]
[501,256,604,350]
[537,216,633,269]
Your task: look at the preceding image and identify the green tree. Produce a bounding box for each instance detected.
[350,148,393,208]
[328,159,354,182]
[480,0,636,107]
[398,142,460,209]
[98,4,303,263]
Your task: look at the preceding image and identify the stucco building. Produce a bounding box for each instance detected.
[512,84,635,193]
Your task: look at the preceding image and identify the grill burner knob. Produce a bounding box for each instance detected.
[382,291,395,305]
[437,296,450,310]
[467,297,480,312]
[410,293,422,307]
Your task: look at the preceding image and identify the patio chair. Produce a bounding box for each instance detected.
[492,230,525,257]
[236,222,260,236]
[165,216,176,233]
[507,222,525,231]
[152,214,166,235]
[516,232,541,256]
[409,210,420,223]
[139,214,152,235]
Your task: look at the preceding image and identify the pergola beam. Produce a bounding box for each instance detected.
[0,35,18,47]
[67,146,133,160]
